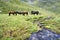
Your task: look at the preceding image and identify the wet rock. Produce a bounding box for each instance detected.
[29,28,60,40]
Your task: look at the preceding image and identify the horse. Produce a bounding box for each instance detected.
[9,11,18,16]
[18,11,28,16]
[31,11,39,15]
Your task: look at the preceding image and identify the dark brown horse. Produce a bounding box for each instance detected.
[9,11,18,16]
[18,11,28,16]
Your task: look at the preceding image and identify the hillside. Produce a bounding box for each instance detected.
[0,0,56,16]
[1,0,60,14]
[35,0,60,14]
[0,0,60,40]
[0,0,39,14]
[21,0,60,14]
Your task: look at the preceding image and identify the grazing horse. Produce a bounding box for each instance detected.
[31,11,39,15]
[18,11,28,16]
[9,11,18,16]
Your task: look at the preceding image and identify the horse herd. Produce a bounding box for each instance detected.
[9,11,39,16]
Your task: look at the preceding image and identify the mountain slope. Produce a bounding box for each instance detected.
[21,0,60,14]
[35,0,60,13]
[0,0,60,40]
[0,0,56,16]
[0,0,39,14]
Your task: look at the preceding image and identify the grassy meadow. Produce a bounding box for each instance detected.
[0,14,41,40]
[0,14,60,40]
[0,0,60,40]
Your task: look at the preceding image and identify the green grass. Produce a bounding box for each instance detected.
[0,14,60,40]
[0,0,60,40]
[0,14,41,40]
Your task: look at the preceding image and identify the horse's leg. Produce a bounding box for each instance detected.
[16,13,17,15]
[26,13,28,15]
[36,13,38,15]
[13,13,14,15]
[33,13,35,15]
[23,14,25,16]
[9,13,10,16]
[35,13,37,15]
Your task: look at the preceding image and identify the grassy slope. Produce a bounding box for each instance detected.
[20,0,60,14]
[0,0,60,40]
[0,14,60,40]
[0,0,40,40]
[0,14,41,40]
[34,0,60,14]
[0,0,56,16]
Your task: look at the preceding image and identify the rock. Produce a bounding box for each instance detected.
[29,28,60,40]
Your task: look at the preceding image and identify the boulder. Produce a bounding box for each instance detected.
[29,28,60,40]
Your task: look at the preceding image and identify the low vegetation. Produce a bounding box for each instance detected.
[0,14,60,40]
[0,0,60,40]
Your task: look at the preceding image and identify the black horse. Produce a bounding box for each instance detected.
[31,11,39,15]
